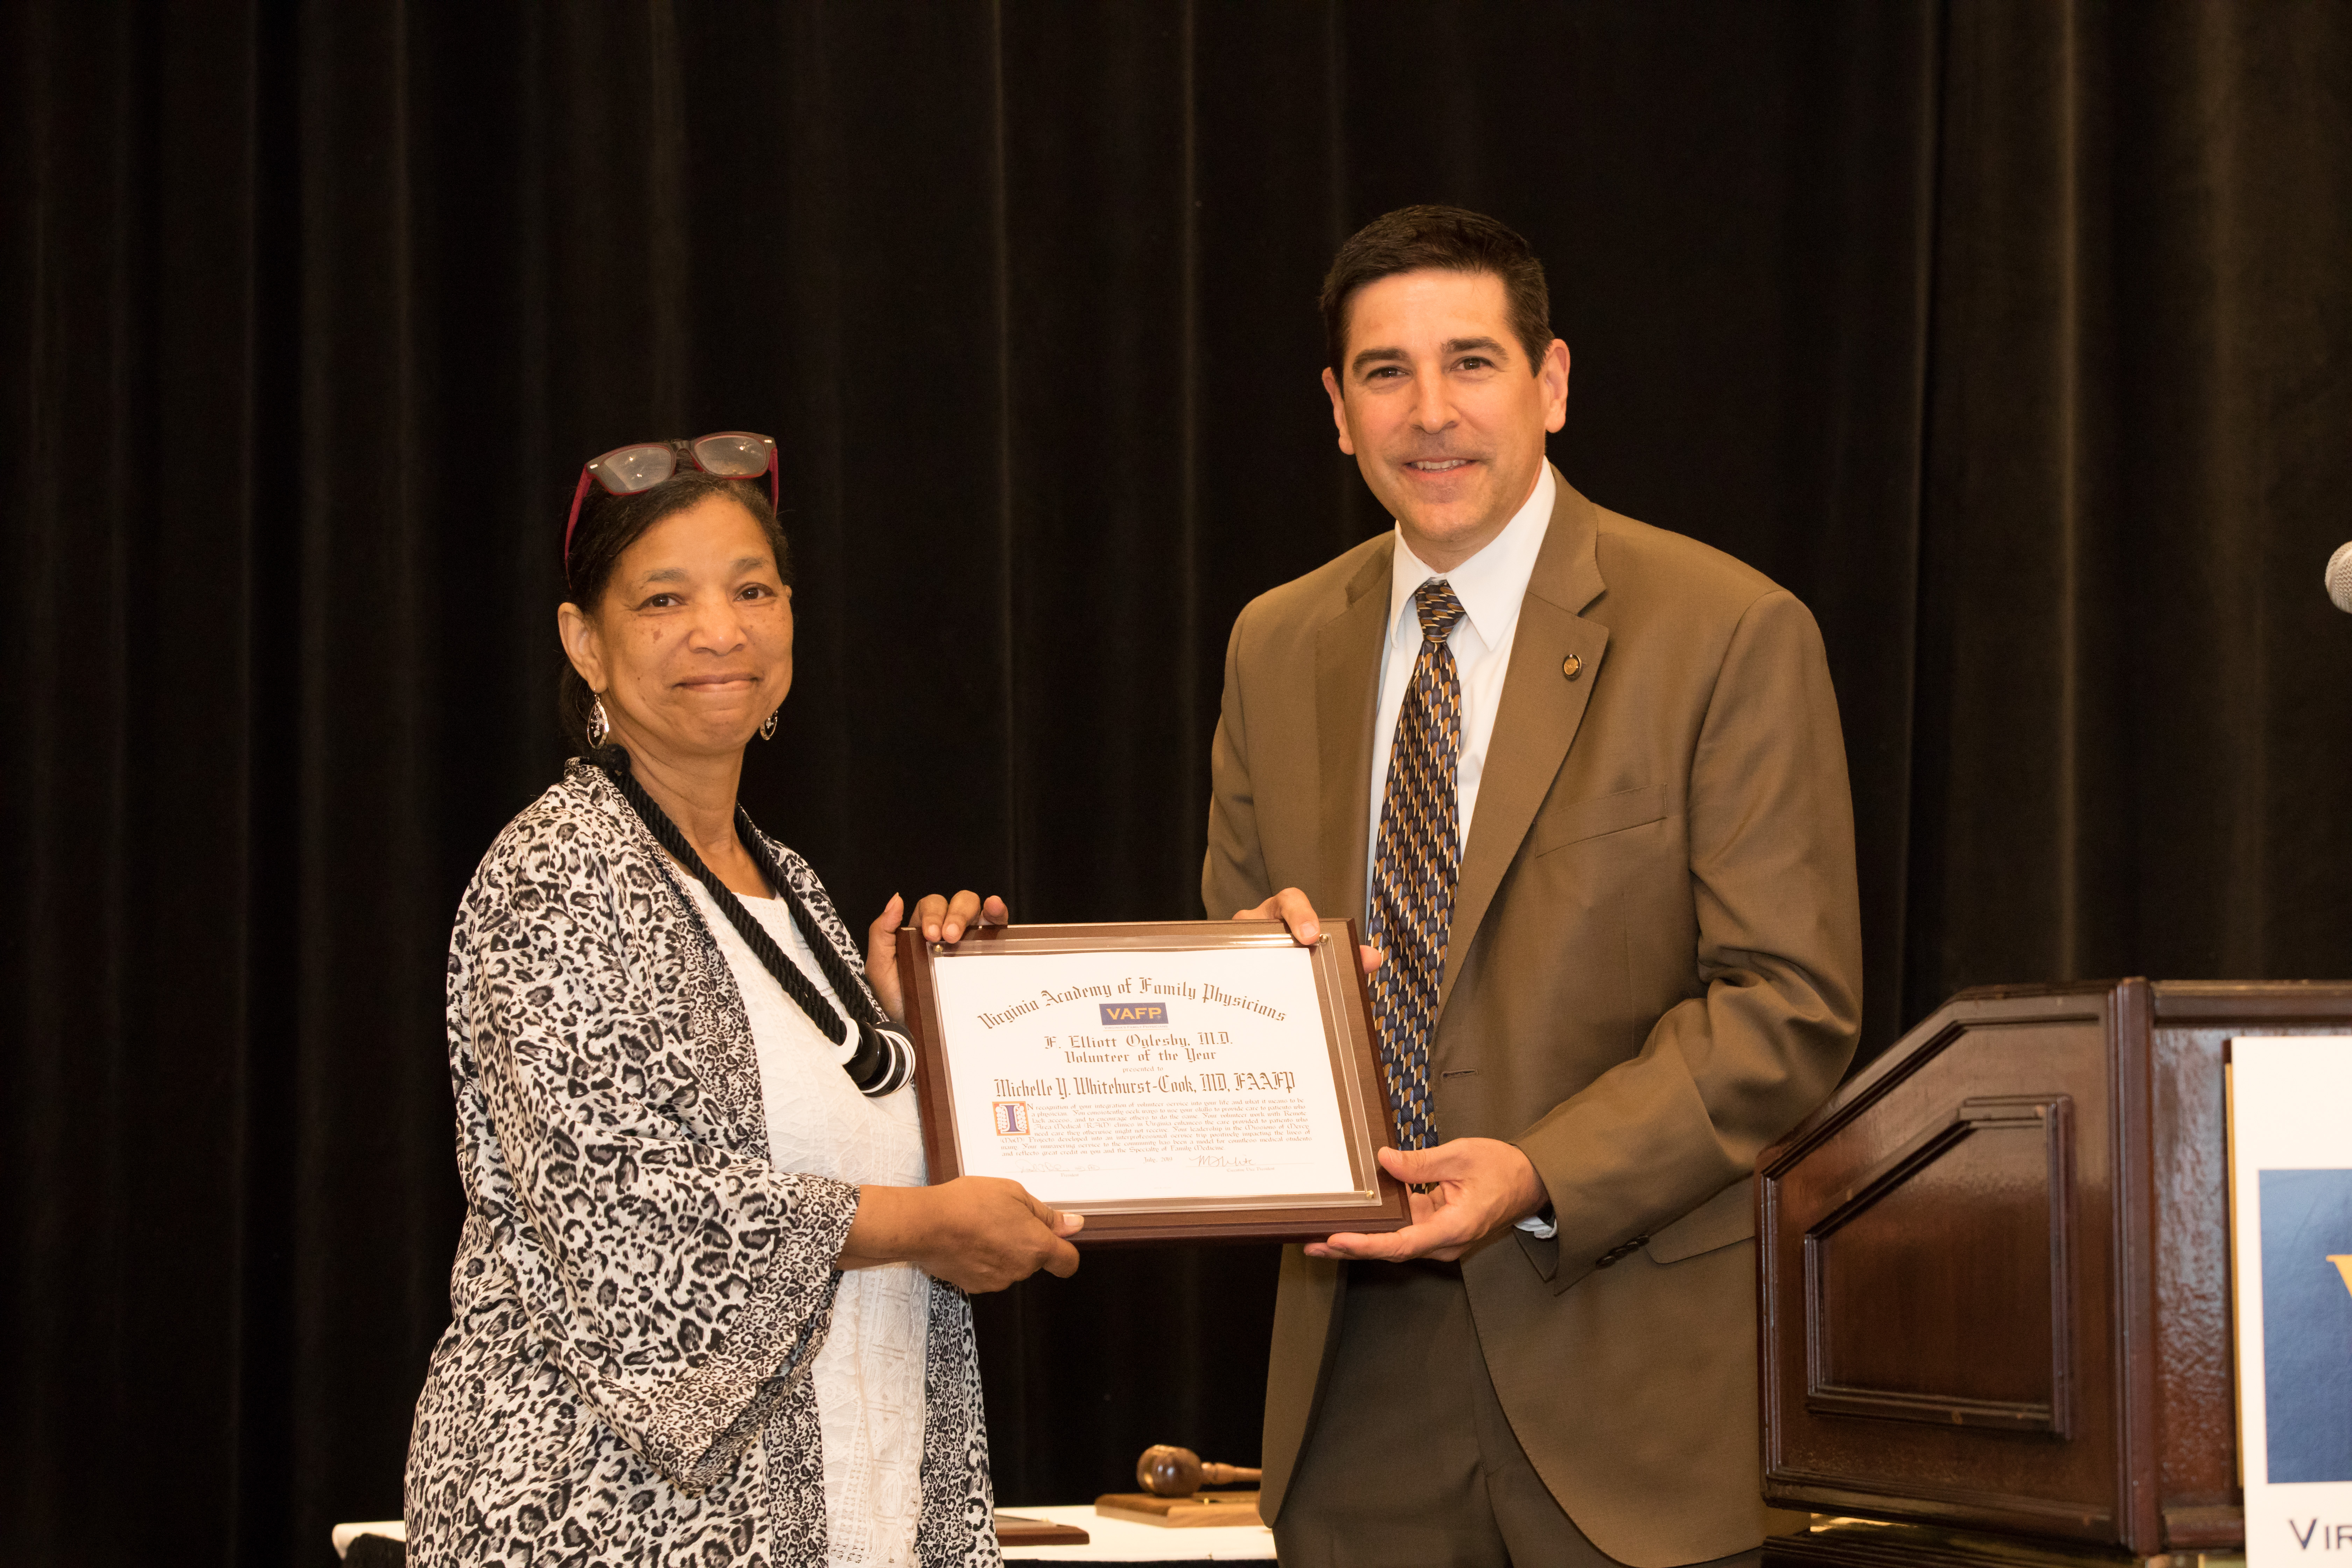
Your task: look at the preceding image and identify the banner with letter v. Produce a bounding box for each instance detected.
[2230,1036,2352,1562]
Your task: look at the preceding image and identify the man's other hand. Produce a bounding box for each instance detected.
[1306,1138,1550,1263]
[1233,887,1382,978]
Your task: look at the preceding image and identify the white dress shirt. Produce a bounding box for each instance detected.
[1366,461,1557,877]
[1365,461,1560,1237]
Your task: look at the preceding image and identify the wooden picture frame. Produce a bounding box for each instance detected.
[894,918,1410,1243]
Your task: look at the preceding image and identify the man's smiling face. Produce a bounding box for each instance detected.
[1322,268,1569,572]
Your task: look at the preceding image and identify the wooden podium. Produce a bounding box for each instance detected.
[1758,979,2352,1566]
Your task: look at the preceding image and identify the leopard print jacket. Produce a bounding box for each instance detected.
[405,761,999,1567]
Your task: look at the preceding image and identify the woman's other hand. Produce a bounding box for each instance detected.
[838,1178,1083,1293]
[864,891,1008,1025]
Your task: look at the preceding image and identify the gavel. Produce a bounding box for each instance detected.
[1136,1444,1264,1497]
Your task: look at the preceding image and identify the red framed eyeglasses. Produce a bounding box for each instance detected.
[562,431,781,564]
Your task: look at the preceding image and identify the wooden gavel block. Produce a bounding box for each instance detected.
[1096,1445,1268,1528]
[1137,1443,1263,1497]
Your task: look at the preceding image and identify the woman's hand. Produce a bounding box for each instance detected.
[837,1177,1083,1293]
[865,891,1010,1025]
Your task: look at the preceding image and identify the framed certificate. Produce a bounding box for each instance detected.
[894,919,1410,1242]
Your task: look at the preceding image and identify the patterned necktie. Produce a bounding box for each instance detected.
[1367,578,1466,1152]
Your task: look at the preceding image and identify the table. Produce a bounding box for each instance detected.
[334,1506,1280,1564]
[998,1503,1277,1562]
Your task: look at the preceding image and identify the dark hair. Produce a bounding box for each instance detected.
[558,470,793,756]
[1319,205,1553,375]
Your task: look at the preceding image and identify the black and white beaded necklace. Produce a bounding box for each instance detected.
[593,747,913,1096]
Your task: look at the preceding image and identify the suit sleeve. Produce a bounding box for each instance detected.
[1203,605,1274,920]
[1512,588,1862,1290]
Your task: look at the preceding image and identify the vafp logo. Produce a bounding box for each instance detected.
[1100,1001,1169,1025]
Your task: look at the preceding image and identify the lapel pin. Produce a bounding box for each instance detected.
[1561,654,1583,680]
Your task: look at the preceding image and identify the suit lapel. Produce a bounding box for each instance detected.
[1438,470,1610,1013]
[1315,543,1393,922]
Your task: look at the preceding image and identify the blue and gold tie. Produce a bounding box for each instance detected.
[1367,578,1466,1152]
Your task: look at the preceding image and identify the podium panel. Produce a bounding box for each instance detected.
[1758,979,2352,1560]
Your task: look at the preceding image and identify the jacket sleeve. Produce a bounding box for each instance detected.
[1203,606,1274,921]
[1512,588,1862,1289]
[456,852,858,1488]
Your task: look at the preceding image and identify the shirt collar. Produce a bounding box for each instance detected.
[1387,462,1557,649]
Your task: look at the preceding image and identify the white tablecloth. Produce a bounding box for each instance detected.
[997,1503,1277,1561]
[332,1521,406,1556]
[336,1507,1278,1562]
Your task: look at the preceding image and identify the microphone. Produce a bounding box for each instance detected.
[2330,542,2352,613]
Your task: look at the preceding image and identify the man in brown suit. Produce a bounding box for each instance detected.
[1204,206,1862,1567]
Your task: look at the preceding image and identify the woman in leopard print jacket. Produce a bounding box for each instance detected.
[405,441,1081,1567]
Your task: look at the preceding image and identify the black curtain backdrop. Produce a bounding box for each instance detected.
[7,4,2350,1564]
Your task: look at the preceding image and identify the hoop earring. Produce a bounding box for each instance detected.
[588,698,612,749]
[760,708,779,741]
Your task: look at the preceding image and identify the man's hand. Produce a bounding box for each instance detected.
[1306,1138,1550,1263]
[1233,887,1383,978]
[866,891,1009,1025]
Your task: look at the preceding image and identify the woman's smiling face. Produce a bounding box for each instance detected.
[560,490,793,761]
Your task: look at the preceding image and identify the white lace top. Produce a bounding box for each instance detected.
[686,879,930,1568]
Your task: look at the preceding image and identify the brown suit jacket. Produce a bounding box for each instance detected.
[1203,469,1862,1567]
